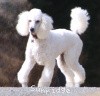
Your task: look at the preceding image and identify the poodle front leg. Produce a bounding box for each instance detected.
[38,61,55,87]
[17,59,36,87]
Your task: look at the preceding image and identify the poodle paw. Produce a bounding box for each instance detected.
[66,83,75,87]
[22,82,28,87]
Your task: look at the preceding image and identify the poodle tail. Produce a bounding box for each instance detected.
[70,7,90,34]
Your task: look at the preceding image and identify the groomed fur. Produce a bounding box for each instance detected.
[16,11,29,36]
[16,8,53,39]
[16,7,90,87]
[37,13,53,39]
[70,7,90,34]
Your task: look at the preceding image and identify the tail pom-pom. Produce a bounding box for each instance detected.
[70,7,90,34]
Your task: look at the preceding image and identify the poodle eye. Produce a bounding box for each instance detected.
[29,20,32,22]
[36,20,40,23]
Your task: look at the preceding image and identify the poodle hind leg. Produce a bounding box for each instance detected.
[72,63,85,87]
[56,55,75,87]
[38,61,55,87]
[64,47,85,87]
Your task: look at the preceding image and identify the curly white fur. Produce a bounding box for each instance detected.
[16,7,90,87]
[70,7,90,34]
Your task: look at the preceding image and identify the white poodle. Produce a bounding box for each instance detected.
[16,7,90,87]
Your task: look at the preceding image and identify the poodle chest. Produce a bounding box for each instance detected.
[31,42,55,65]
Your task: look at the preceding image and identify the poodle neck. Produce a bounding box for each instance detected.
[30,33,48,43]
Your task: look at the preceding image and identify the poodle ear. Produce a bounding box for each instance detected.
[37,13,53,39]
[16,11,29,36]
[41,13,53,31]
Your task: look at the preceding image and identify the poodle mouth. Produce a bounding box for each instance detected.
[32,33,38,39]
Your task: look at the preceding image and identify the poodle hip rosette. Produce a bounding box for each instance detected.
[16,7,90,87]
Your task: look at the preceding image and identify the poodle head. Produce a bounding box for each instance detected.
[16,8,53,39]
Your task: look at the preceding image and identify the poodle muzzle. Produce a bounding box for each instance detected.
[31,32,38,39]
[30,28,38,39]
[32,34,38,39]
[31,33,38,39]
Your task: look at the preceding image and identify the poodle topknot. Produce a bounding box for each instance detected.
[16,7,90,87]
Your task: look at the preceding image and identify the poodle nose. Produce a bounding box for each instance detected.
[30,28,34,32]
